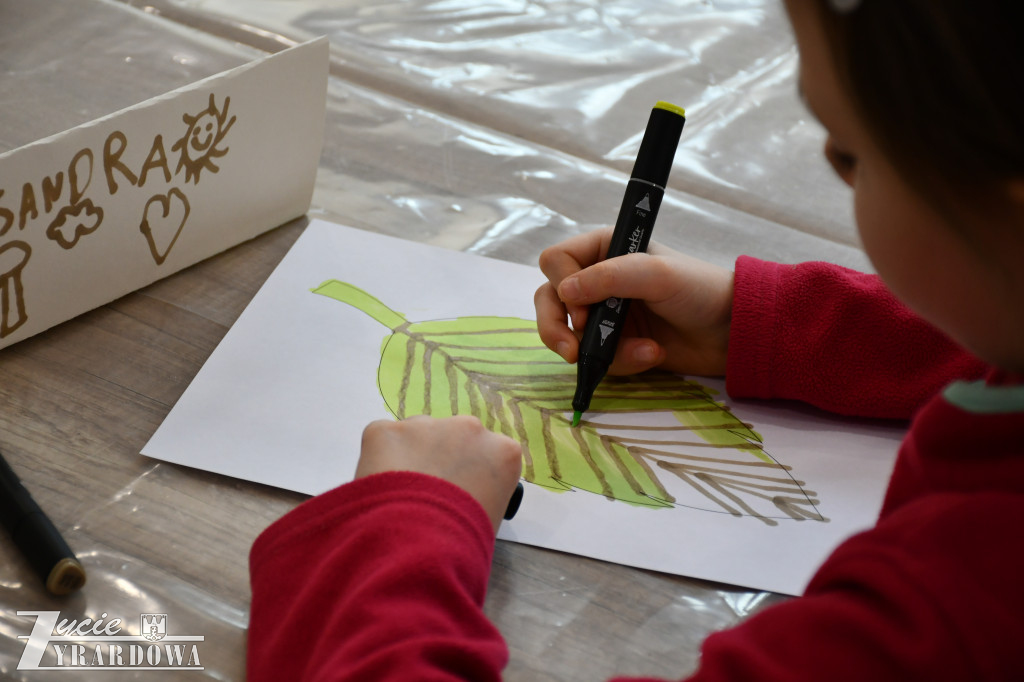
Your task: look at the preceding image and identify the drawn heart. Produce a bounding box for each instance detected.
[140,188,190,265]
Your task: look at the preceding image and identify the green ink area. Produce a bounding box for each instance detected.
[313,280,824,524]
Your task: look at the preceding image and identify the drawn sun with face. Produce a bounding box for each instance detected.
[171,93,237,184]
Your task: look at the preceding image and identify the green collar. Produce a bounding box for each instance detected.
[943,380,1024,415]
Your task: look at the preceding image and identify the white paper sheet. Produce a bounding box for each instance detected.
[0,38,327,349]
[143,219,904,595]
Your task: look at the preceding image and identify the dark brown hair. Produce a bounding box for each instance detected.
[813,1,1024,199]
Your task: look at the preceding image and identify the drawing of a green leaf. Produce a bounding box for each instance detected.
[313,280,825,524]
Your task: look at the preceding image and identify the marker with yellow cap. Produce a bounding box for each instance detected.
[571,101,686,427]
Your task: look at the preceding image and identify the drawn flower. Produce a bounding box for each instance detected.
[45,200,104,250]
[171,94,236,184]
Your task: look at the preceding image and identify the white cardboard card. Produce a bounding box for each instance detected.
[0,38,328,348]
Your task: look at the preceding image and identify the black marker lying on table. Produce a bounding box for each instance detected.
[0,449,86,595]
[571,101,686,427]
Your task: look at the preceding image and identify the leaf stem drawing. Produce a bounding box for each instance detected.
[313,280,826,526]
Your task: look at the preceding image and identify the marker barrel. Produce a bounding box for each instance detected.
[0,452,85,595]
[571,103,685,417]
[632,104,687,188]
[571,179,663,414]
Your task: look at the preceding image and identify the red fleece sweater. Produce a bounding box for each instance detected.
[248,258,1024,681]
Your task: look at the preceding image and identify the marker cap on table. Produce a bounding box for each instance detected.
[0,451,86,595]
[571,102,686,427]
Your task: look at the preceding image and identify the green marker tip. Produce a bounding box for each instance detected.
[571,410,582,427]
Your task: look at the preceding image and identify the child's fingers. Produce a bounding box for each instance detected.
[537,228,614,285]
[556,253,673,306]
[608,337,667,376]
[357,416,523,533]
[534,282,579,362]
[537,234,608,337]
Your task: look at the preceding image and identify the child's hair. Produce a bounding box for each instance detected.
[813,0,1024,201]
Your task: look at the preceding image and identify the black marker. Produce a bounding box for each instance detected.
[504,481,524,520]
[0,449,86,595]
[571,102,686,427]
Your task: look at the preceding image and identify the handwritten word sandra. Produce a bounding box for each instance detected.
[0,94,233,242]
[2,130,181,237]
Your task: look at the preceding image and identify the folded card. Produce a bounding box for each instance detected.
[0,37,328,348]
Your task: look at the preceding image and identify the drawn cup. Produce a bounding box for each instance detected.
[0,240,32,337]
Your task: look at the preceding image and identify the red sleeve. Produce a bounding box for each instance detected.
[677,493,1024,682]
[247,467,1023,681]
[247,471,507,682]
[725,257,986,419]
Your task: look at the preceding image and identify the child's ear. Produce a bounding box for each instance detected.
[993,178,1024,247]
[1005,177,1024,209]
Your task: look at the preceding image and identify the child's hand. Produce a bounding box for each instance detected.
[356,416,523,533]
[535,228,734,376]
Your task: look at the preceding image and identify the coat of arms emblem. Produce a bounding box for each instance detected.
[141,614,167,642]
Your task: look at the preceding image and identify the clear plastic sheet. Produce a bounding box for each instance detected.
[1,1,861,679]
[0,1,264,151]
[146,0,862,258]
